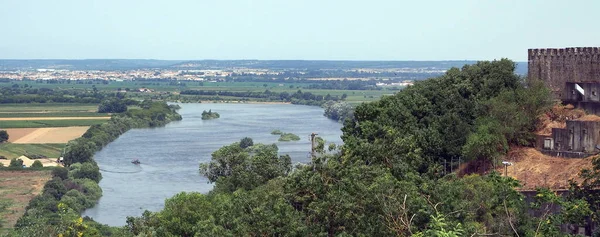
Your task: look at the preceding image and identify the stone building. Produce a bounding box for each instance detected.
[529,47,600,100]
[539,119,600,158]
[530,47,600,157]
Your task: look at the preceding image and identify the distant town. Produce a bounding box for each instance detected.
[0,59,527,85]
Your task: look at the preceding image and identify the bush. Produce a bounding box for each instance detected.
[271,129,283,135]
[52,166,69,180]
[9,158,23,168]
[31,160,43,168]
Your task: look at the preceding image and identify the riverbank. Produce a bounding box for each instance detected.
[198,100,291,105]
[83,103,344,226]
[11,101,182,236]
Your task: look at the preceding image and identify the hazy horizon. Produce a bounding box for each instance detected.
[1,0,598,61]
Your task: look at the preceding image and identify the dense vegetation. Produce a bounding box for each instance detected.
[120,59,598,236]
[277,133,301,142]
[5,59,599,236]
[322,100,354,122]
[201,110,220,120]
[181,89,343,106]
[0,85,106,104]
[9,100,182,236]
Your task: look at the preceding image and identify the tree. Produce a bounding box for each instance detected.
[52,166,69,180]
[9,158,23,168]
[462,118,508,169]
[239,137,254,148]
[98,99,127,113]
[199,142,291,192]
[0,130,8,143]
[63,138,96,166]
[69,162,102,183]
[31,160,43,168]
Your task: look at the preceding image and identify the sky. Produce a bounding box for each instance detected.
[0,0,598,61]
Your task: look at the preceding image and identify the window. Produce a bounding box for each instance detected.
[543,138,552,149]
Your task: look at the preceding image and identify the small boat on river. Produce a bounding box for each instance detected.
[131,159,141,165]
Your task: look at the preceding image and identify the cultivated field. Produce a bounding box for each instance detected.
[0,170,51,232]
[0,119,107,128]
[0,144,65,160]
[6,127,90,144]
[0,104,109,128]
[0,103,99,113]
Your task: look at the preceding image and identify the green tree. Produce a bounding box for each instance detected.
[63,138,96,166]
[31,160,43,168]
[98,99,127,113]
[199,142,291,192]
[239,137,254,148]
[462,118,508,169]
[52,166,69,180]
[0,130,8,143]
[69,162,102,183]
[9,158,23,168]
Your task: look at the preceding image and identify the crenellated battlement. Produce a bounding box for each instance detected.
[528,47,600,99]
[528,47,600,59]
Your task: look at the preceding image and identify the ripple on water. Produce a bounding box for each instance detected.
[83,103,343,226]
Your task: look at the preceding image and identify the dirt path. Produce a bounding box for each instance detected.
[0,117,110,121]
[12,126,90,143]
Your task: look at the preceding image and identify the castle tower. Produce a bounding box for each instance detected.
[528,47,600,98]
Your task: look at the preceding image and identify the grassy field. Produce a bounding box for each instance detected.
[0,112,109,118]
[0,143,65,159]
[0,103,99,113]
[0,170,51,233]
[0,119,107,128]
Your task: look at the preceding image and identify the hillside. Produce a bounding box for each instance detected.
[495,104,597,190]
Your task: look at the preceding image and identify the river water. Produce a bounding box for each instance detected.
[83,103,343,226]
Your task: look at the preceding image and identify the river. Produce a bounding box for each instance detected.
[83,103,344,226]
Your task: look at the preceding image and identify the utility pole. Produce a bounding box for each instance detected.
[310,133,318,171]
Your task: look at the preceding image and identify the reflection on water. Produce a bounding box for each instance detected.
[83,103,343,226]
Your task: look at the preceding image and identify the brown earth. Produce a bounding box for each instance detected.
[0,170,51,230]
[460,104,596,190]
[10,126,90,144]
[3,128,38,143]
[499,147,593,190]
[0,117,110,121]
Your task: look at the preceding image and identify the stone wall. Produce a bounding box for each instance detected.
[550,120,600,153]
[528,47,600,97]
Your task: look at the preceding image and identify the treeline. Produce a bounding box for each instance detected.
[10,100,182,236]
[180,89,345,106]
[0,86,109,104]
[120,59,596,236]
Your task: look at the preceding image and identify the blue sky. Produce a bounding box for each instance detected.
[0,0,598,61]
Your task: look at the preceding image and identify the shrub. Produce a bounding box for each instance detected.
[9,158,23,168]
[31,160,43,168]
